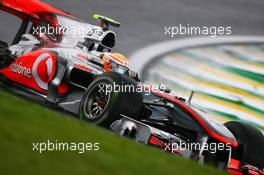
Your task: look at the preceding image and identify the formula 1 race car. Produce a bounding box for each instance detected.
[0,0,263,174]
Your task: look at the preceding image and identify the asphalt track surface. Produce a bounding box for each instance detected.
[144,43,264,132]
[1,0,264,56]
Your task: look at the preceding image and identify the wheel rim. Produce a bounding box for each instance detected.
[84,83,111,120]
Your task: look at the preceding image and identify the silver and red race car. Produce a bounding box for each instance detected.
[0,0,263,174]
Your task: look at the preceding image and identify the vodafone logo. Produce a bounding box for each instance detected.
[32,53,55,90]
[10,62,32,78]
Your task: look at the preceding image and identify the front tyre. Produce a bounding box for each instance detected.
[224,121,264,170]
[80,72,143,127]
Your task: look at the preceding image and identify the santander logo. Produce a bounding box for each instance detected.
[32,53,54,90]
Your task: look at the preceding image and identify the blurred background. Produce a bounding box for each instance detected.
[0,0,264,55]
[0,0,263,130]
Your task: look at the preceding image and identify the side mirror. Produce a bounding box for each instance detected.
[159,84,171,94]
[174,96,186,103]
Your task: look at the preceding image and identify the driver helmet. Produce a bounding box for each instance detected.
[101,52,129,74]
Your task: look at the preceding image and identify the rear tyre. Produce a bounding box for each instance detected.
[80,72,143,127]
[224,121,264,169]
[0,40,8,49]
[0,40,14,68]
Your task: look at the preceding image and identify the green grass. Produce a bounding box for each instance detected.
[0,91,227,175]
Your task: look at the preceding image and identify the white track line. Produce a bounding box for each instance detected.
[129,36,264,75]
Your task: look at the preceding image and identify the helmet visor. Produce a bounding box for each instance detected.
[109,60,129,74]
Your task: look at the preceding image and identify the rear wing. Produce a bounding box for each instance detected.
[0,0,73,22]
[0,0,75,45]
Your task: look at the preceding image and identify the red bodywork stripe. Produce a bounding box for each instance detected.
[0,0,75,21]
[151,90,238,148]
[149,136,166,148]
[228,159,243,175]
[149,136,159,145]
[228,159,264,175]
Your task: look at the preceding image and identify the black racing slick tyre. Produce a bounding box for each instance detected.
[0,40,8,49]
[224,121,264,169]
[80,72,143,127]
[0,40,14,69]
